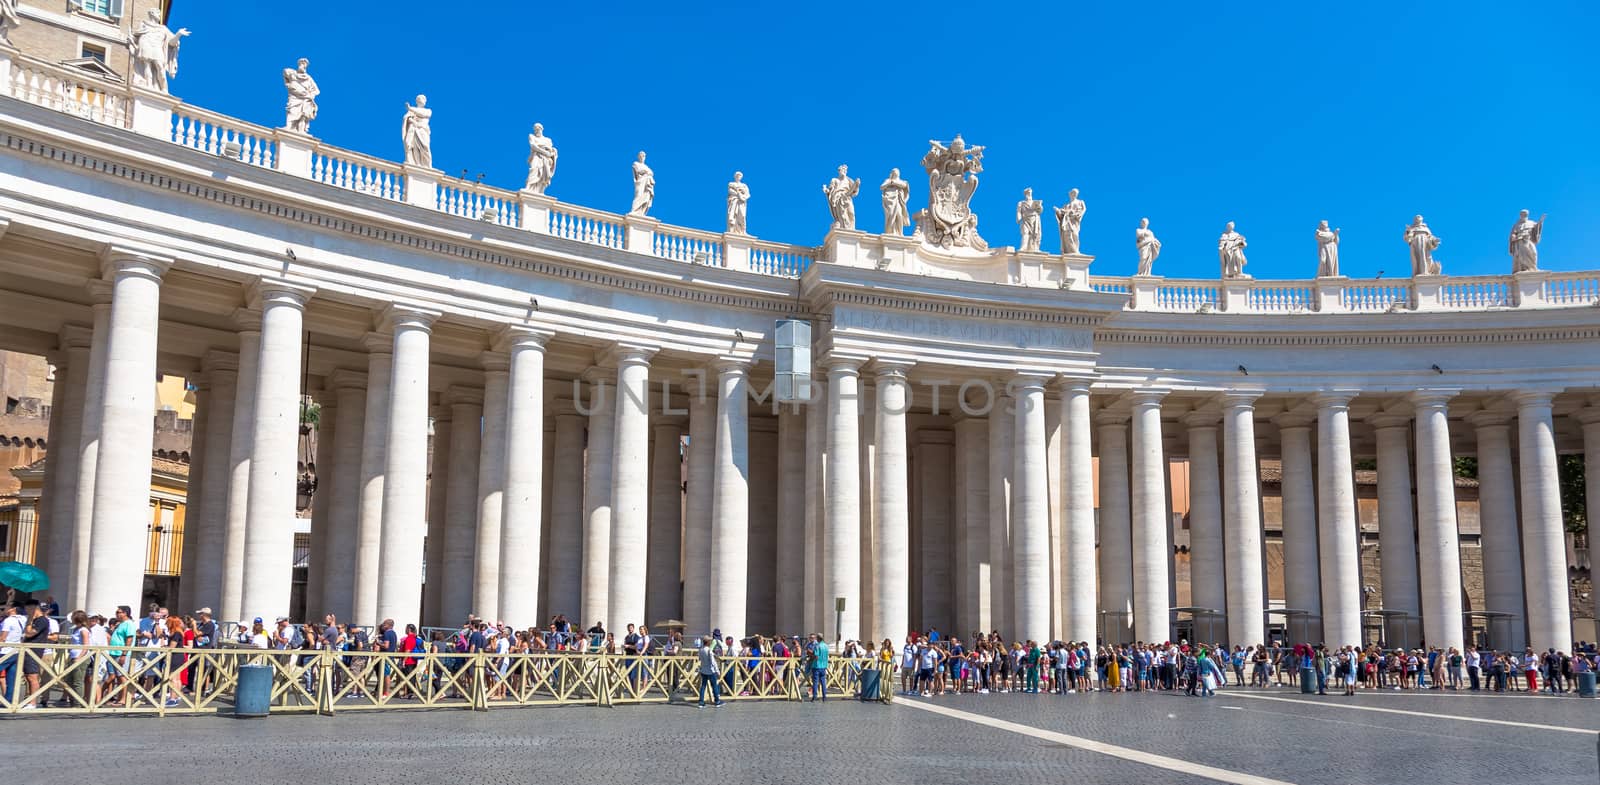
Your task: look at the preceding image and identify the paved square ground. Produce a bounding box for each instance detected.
[6,689,1597,784]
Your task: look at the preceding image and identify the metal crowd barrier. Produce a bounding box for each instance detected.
[0,643,893,716]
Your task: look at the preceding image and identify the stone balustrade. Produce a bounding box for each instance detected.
[0,46,1593,310]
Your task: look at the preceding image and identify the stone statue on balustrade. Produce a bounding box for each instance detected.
[1016,188,1043,252]
[1218,221,1248,279]
[880,168,910,235]
[282,58,319,134]
[1135,217,1161,276]
[913,135,988,251]
[823,164,860,231]
[1508,209,1545,273]
[523,123,558,194]
[1315,220,1341,277]
[726,171,750,234]
[127,8,190,93]
[1054,188,1086,255]
[401,95,432,168]
[1404,215,1441,276]
[0,0,20,47]
[629,151,655,216]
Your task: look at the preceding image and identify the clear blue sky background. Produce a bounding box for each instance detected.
[172,1,1598,280]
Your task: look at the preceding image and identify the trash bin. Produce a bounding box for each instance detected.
[1300,667,1316,694]
[1578,671,1597,698]
[858,666,881,702]
[235,663,272,718]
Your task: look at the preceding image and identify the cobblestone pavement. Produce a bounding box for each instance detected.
[7,689,1598,785]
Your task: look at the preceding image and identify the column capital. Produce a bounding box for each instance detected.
[326,368,368,391]
[432,403,454,423]
[1053,373,1097,394]
[652,417,688,432]
[1409,388,1460,410]
[58,323,94,350]
[233,307,263,333]
[248,278,317,310]
[581,365,617,385]
[1093,409,1131,427]
[1125,388,1169,408]
[1509,389,1561,410]
[85,278,114,304]
[710,356,751,377]
[600,341,658,369]
[1219,390,1264,410]
[201,349,239,374]
[478,350,509,374]
[1366,410,1413,430]
[446,385,485,407]
[1574,405,1600,426]
[869,358,915,380]
[98,244,173,281]
[1009,370,1054,392]
[1311,389,1361,409]
[380,303,441,333]
[1183,410,1223,429]
[1271,411,1315,430]
[496,325,556,352]
[363,331,395,355]
[817,352,869,374]
[1465,408,1515,428]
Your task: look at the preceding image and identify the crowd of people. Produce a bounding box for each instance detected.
[7,595,1600,710]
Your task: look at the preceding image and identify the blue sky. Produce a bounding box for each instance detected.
[172,2,1598,280]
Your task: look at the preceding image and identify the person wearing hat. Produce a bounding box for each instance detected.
[248,618,269,649]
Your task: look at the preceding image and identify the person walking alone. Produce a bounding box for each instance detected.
[695,635,724,708]
[807,633,830,701]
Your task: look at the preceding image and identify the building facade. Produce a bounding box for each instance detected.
[0,30,1597,657]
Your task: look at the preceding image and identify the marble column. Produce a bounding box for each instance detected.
[580,370,616,628]
[84,250,171,615]
[1412,390,1464,653]
[953,417,988,634]
[1128,391,1169,644]
[1316,392,1362,647]
[545,408,584,619]
[1468,410,1525,651]
[1184,411,1225,619]
[709,359,750,642]
[35,348,68,574]
[67,288,111,610]
[987,393,1013,636]
[303,388,334,620]
[1276,417,1322,641]
[774,408,806,636]
[187,352,237,615]
[1513,391,1571,654]
[1060,379,1096,645]
[1096,412,1132,642]
[1580,404,1600,631]
[607,344,655,631]
[177,377,211,613]
[1011,374,1051,644]
[321,369,366,622]
[802,378,828,636]
[441,387,482,624]
[472,353,509,618]
[825,357,865,644]
[422,405,451,626]
[352,333,391,625]
[218,311,261,623]
[1220,393,1264,646]
[376,307,437,629]
[647,418,685,627]
[871,362,911,643]
[1371,414,1421,645]
[682,393,714,635]
[917,430,955,635]
[42,326,90,605]
[500,328,554,628]
[747,417,779,635]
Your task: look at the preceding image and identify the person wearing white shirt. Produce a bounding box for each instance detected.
[1466,647,1481,691]
[900,637,918,695]
[0,604,25,701]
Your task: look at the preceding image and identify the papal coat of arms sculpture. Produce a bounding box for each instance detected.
[913,134,989,252]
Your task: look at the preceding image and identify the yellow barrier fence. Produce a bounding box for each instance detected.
[0,643,893,716]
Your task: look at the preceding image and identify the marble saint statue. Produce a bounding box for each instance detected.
[880,168,910,235]
[1404,215,1441,276]
[1508,209,1545,273]
[1016,188,1043,252]
[823,164,860,231]
[524,123,558,194]
[1218,221,1248,278]
[1315,220,1341,277]
[1054,188,1086,255]
[726,171,750,234]
[1135,217,1161,276]
[629,151,655,216]
[0,0,20,47]
[282,58,319,134]
[127,8,189,93]
[401,95,432,168]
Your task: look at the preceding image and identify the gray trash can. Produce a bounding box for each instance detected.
[1577,671,1596,698]
[1300,667,1317,694]
[235,663,272,718]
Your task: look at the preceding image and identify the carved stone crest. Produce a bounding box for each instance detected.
[913,134,989,252]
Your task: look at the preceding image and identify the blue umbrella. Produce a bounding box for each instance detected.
[0,561,49,592]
